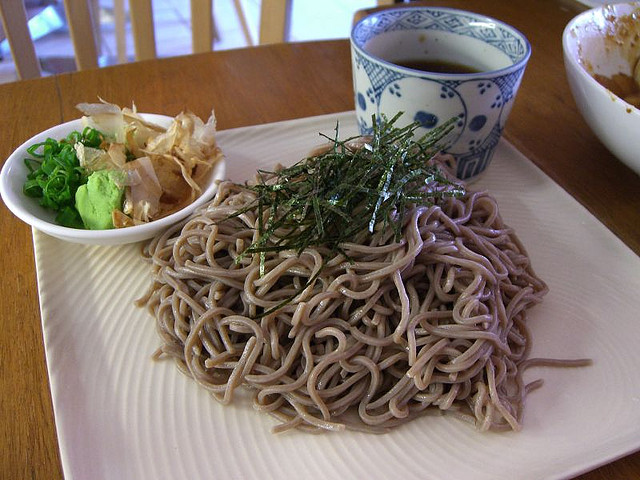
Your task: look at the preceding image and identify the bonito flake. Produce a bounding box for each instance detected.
[76,99,223,226]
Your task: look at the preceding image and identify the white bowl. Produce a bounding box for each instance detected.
[0,114,226,245]
[563,2,640,176]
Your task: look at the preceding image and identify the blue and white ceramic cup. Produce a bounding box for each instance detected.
[350,7,531,180]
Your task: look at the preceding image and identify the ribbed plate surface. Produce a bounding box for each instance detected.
[34,111,640,480]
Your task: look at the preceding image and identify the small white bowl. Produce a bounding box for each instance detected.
[563,2,640,176]
[0,114,226,245]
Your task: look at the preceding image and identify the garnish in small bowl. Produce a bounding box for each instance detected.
[0,100,226,245]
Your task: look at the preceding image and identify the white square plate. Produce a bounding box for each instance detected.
[34,112,640,480]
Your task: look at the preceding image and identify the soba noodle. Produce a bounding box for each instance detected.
[139,156,585,433]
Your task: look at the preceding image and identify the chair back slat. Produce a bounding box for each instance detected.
[114,0,127,63]
[190,0,213,53]
[259,0,291,45]
[0,0,42,79]
[62,0,99,70]
[129,0,157,61]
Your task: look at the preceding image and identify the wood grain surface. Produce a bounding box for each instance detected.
[1,1,638,479]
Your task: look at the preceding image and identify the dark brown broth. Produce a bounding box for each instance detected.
[394,59,481,74]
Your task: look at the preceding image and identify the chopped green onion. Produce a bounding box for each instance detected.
[22,127,105,228]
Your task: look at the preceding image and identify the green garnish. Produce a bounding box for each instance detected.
[232,113,464,265]
[22,126,105,228]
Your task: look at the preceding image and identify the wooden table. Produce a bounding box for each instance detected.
[1,0,638,478]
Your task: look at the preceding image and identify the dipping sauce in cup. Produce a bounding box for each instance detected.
[350,7,531,181]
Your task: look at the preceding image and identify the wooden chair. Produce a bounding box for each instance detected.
[0,0,98,80]
[0,0,251,80]
[0,0,386,80]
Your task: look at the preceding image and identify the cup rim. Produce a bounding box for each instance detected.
[350,6,532,79]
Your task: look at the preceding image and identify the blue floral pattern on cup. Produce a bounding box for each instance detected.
[351,7,531,180]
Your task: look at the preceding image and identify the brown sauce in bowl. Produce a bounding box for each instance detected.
[593,72,640,108]
[584,6,640,109]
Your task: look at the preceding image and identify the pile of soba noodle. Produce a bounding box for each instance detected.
[139,130,582,434]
